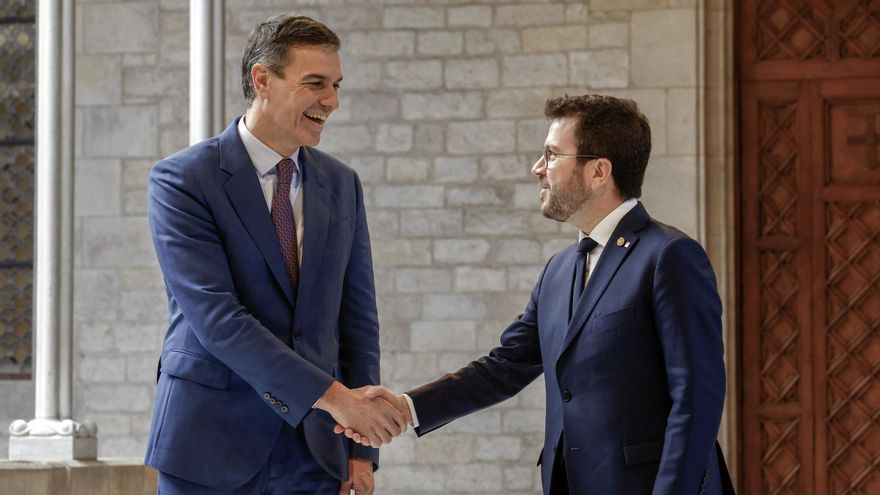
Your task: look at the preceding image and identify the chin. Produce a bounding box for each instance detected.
[300,135,321,147]
[541,205,568,223]
[541,211,564,222]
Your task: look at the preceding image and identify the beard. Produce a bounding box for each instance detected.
[540,175,591,222]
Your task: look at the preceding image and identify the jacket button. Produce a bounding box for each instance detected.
[263,392,271,401]
[561,390,572,402]
[281,406,289,413]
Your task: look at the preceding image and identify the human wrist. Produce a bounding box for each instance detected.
[314,381,346,416]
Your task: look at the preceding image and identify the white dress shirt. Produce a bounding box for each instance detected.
[237,117,305,266]
[577,198,638,284]
[403,198,639,428]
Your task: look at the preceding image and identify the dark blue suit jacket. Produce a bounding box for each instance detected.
[409,203,728,494]
[144,119,379,489]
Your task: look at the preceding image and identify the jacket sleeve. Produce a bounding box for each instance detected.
[407,259,552,435]
[650,237,725,495]
[148,158,335,427]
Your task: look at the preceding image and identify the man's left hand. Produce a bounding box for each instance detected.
[339,457,374,495]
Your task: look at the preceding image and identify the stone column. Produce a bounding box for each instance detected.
[702,0,738,478]
[8,0,98,460]
[190,0,225,144]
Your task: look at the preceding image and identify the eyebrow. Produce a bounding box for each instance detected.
[301,74,343,84]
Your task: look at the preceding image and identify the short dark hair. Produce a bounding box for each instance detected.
[241,13,341,106]
[544,95,652,199]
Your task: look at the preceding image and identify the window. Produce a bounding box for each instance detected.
[0,0,35,378]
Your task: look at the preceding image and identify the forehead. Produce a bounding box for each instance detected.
[544,116,578,148]
[281,45,342,78]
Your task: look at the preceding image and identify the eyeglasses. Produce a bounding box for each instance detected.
[541,149,600,167]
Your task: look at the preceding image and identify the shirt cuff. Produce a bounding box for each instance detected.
[402,393,420,429]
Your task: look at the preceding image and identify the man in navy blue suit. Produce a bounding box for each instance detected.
[343,95,733,494]
[145,13,405,495]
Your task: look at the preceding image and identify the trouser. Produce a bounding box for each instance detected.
[158,424,340,495]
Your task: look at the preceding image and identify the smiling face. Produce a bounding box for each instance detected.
[248,44,342,155]
[532,117,593,222]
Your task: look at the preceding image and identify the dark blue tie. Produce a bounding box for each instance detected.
[571,236,598,316]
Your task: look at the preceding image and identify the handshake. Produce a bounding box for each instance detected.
[315,382,411,448]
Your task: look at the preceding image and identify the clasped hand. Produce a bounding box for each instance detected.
[315,382,408,448]
[330,386,411,447]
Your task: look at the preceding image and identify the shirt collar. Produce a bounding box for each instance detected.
[237,116,300,178]
[579,198,639,247]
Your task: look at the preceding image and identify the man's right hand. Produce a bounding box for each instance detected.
[314,382,408,447]
[332,386,412,447]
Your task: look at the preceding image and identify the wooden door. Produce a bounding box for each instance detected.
[738,1,880,494]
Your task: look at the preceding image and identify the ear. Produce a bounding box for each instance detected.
[591,158,624,197]
[590,158,613,186]
[251,63,271,99]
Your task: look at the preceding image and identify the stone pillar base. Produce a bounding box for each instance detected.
[8,436,97,461]
[0,459,157,495]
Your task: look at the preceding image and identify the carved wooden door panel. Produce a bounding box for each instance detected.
[739,1,880,494]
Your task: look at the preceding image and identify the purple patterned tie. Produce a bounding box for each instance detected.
[271,158,299,293]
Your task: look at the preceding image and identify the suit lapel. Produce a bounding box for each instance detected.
[219,119,294,305]
[294,147,330,320]
[557,203,650,360]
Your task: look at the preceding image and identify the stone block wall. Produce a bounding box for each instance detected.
[71,0,182,459]
[2,1,712,493]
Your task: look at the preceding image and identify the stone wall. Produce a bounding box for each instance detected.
[2,1,717,493]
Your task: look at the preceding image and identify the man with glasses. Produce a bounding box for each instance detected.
[339,95,733,494]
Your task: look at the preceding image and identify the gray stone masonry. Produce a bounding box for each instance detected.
[1,1,709,493]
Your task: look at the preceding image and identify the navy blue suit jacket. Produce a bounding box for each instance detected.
[409,203,728,494]
[144,119,379,489]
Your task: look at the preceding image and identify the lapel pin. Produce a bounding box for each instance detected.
[616,237,625,247]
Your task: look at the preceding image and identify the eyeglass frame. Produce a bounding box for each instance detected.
[540,149,601,167]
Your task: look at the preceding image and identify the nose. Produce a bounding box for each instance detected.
[531,155,546,177]
[320,86,339,111]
